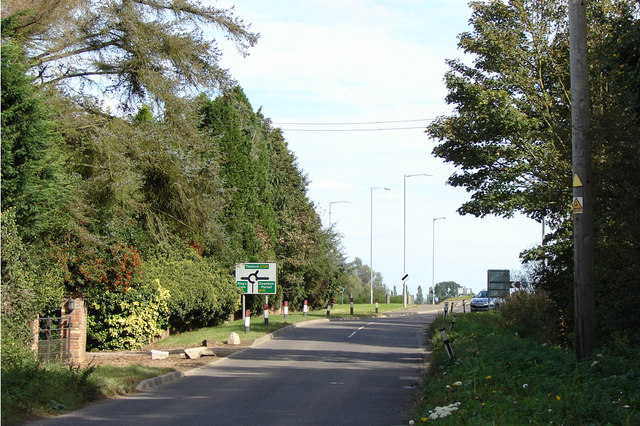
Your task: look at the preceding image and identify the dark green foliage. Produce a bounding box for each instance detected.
[428,0,640,345]
[2,0,348,349]
[1,30,76,242]
[198,87,277,263]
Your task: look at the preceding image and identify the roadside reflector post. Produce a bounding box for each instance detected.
[450,316,456,332]
[440,328,455,360]
[244,310,250,334]
[326,302,331,316]
[375,298,379,314]
[263,304,269,325]
[303,300,308,317]
[350,296,354,315]
[284,301,289,319]
[443,302,449,320]
[462,300,466,313]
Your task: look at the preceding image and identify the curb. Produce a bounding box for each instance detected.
[135,371,184,391]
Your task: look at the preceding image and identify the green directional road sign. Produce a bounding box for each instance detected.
[235,263,277,294]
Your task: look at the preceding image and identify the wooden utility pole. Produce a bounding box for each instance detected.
[569,0,595,360]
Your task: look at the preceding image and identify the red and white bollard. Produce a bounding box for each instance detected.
[284,301,289,319]
[244,309,250,334]
[303,300,308,317]
[350,296,354,315]
[375,298,379,314]
[263,304,269,325]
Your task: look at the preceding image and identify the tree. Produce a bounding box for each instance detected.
[416,285,424,304]
[434,281,461,302]
[427,0,640,344]
[1,21,77,241]
[2,0,259,112]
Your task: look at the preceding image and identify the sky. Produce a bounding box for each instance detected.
[215,0,543,297]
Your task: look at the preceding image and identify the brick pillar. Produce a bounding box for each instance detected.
[31,314,40,353]
[62,295,87,366]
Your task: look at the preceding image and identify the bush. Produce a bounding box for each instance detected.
[1,344,99,424]
[86,279,170,351]
[500,290,566,345]
[142,254,240,332]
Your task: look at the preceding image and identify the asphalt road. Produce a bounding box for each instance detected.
[29,308,439,426]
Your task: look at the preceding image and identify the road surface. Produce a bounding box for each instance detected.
[29,308,439,426]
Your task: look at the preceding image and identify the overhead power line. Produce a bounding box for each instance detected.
[273,118,433,132]
[280,126,427,132]
[273,118,432,126]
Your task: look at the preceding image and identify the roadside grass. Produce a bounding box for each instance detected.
[415,312,640,424]
[151,303,411,348]
[1,358,173,424]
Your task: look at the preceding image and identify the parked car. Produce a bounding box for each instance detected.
[469,290,503,312]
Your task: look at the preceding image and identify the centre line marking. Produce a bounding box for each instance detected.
[347,321,376,339]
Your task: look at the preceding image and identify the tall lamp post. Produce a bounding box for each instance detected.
[403,173,431,308]
[329,200,350,226]
[432,217,446,305]
[370,186,390,304]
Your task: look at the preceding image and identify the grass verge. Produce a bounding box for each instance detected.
[150,303,411,348]
[414,312,639,424]
[1,358,173,424]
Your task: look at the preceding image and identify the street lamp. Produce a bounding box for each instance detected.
[403,173,432,308]
[370,186,391,304]
[432,217,446,305]
[329,200,350,226]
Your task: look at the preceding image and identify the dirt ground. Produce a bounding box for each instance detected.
[82,341,253,372]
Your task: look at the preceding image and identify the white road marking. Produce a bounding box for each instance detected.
[347,322,376,339]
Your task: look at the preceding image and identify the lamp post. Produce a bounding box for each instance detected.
[432,217,446,305]
[370,186,390,304]
[329,200,350,226]
[403,173,431,308]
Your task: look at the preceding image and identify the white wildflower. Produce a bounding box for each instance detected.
[428,402,461,420]
[522,383,528,389]
[454,381,463,387]
[591,360,599,367]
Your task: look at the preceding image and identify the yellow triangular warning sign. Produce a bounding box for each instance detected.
[572,197,583,213]
[573,173,583,187]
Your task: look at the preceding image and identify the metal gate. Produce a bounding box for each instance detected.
[35,316,71,363]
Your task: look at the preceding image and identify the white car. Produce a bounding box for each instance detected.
[469,290,502,312]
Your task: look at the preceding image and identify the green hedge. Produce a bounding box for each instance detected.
[142,256,240,332]
[87,279,170,350]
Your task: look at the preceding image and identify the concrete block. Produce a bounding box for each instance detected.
[150,350,169,360]
[227,332,241,345]
[184,347,203,359]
